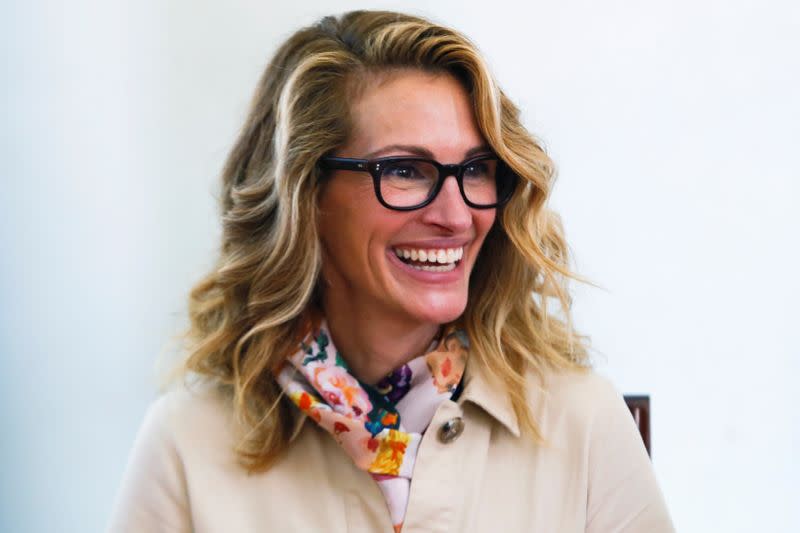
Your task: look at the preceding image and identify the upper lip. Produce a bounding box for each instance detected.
[391,239,471,249]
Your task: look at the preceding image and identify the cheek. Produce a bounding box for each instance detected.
[318,180,374,243]
[473,210,497,243]
[318,181,407,266]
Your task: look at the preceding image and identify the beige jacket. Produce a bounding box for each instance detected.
[108,363,674,532]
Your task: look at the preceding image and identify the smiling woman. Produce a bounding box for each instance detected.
[317,72,499,384]
[108,10,673,533]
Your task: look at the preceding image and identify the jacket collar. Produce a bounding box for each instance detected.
[288,352,522,442]
[457,357,521,438]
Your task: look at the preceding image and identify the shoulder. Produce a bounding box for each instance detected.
[113,379,240,501]
[118,379,238,478]
[142,380,238,461]
[529,367,626,429]
[461,360,624,441]
[527,368,674,532]
[524,367,645,460]
[537,367,619,402]
[149,380,231,430]
[108,381,232,532]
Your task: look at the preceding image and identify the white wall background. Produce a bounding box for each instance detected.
[2,1,798,531]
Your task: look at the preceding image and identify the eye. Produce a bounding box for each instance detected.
[382,161,431,181]
[384,164,417,179]
[464,161,489,177]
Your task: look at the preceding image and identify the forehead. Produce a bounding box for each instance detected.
[342,69,485,159]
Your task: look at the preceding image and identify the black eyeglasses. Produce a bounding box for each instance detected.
[318,154,517,211]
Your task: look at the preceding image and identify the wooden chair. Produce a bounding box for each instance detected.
[623,395,651,457]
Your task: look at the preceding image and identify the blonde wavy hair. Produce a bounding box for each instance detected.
[182,10,589,471]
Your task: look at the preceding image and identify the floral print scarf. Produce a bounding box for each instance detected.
[275,320,468,532]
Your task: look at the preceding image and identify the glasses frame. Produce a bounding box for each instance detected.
[318,154,518,211]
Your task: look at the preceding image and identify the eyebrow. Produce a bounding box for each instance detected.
[363,144,493,160]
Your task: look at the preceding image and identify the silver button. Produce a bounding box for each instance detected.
[438,417,464,443]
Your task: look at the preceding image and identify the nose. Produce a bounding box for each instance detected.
[419,176,472,232]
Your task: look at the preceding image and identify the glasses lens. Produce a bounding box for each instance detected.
[493,160,517,205]
[462,158,507,206]
[379,159,439,208]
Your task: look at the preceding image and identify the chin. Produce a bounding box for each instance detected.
[403,293,468,325]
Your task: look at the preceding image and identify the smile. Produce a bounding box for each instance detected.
[393,246,464,272]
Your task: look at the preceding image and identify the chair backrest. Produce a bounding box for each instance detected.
[623,395,651,457]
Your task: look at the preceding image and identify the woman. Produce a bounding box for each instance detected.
[109,10,673,532]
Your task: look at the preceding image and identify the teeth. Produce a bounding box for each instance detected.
[392,246,464,266]
[409,262,457,272]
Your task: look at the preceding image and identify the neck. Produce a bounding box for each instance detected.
[320,296,440,385]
